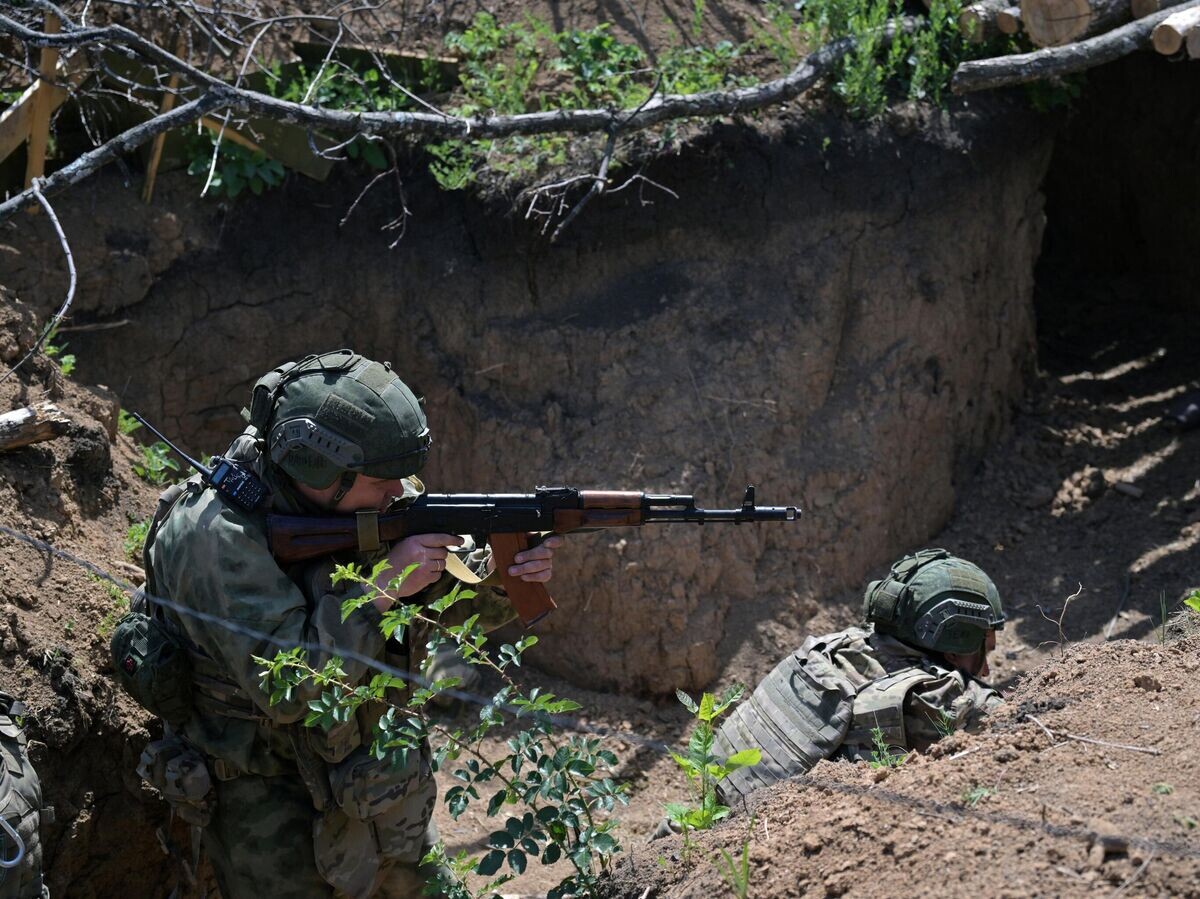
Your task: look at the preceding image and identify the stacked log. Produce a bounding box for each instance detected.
[959,0,1013,41]
[1150,4,1200,51]
[1131,0,1189,17]
[1020,0,1133,47]
[996,7,1024,33]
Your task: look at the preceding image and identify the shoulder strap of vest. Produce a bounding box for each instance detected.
[141,478,199,603]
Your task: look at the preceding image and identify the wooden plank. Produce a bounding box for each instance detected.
[24,12,61,187]
[142,38,186,203]
[291,40,459,88]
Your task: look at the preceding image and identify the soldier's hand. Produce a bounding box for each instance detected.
[505,534,565,583]
[373,533,464,605]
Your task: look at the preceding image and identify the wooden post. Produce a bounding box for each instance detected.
[24,12,60,188]
[142,38,187,203]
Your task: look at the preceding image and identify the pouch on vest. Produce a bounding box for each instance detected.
[136,736,214,827]
[0,696,49,899]
[110,611,193,727]
[313,746,435,896]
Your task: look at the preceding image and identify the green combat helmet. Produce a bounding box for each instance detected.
[863,548,1006,655]
[246,349,431,500]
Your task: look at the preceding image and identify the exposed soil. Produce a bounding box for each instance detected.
[601,635,1200,899]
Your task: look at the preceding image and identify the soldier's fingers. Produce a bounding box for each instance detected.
[507,559,552,577]
[518,568,553,583]
[513,539,562,564]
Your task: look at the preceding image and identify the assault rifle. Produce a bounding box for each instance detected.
[267,486,800,627]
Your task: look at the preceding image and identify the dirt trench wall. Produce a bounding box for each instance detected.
[1,98,1052,694]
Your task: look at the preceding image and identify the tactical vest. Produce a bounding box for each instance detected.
[714,628,941,804]
[0,694,49,899]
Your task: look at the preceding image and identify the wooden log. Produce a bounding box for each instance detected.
[24,12,60,187]
[1132,0,1189,17]
[997,7,1023,32]
[960,0,1011,42]
[1152,4,1200,50]
[1187,20,1200,50]
[0,403,70,452]
[0,52,87,166]
[1021,0,1132,46]
[953,0,1200,91]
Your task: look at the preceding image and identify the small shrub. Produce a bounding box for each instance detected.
[186,131,285,199]
[117,409,142,436]
[124,521,150,562]
[43,325,75,376]
[132,442,180,485]
[867,726,907,769]
[664,686,761,836]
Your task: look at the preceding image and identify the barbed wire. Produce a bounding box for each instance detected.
[0,521,1197,865]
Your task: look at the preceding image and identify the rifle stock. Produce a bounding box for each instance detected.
[266,485,799,627]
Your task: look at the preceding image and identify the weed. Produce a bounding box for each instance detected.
[1037,583,1082,658]
[961,785,995,807]
[1159,591,1172,645]
[1183,590,1200,614]
[712,816,754,899]
[1152,783,1174,795]
[1025,73,1084,113]
[124,521,150,563]
[43,325,76,376]
[932,708,958,739]
[867,726,907,769]
[117,409,142,436]
[63,618,75,638]
[132,441,180,485]
[87,573,131,638]
[1176,815,1198,830]
[186,130,285,199]
[665,686,761,840]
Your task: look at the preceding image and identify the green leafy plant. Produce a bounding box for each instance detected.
[1153,783,1174,796]
[664,686,761,838]
[124,520,150,563]
[132,441,180,485]
[186,131,285,199]
[89,573,131,638]
[961,785,995,807]
[1176,815,1198,830]
[1184,590,1200,614]
[117,409,142,436]
[43,325,75,376]
[63,618,75,637]
[867,725,907,769]
[713,817,754,899]
[255,560,629,899]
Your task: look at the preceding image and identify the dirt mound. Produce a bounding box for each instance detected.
[602,635,1200,898]
[0,291,188,897]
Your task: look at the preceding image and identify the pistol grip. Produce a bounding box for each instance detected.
[490,532,557,628]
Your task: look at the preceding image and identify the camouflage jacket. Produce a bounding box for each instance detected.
[715,625,1001,802]
[147,433,513,779]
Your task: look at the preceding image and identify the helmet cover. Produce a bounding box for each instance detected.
[863,548,1005,655]
[257,349,431,489]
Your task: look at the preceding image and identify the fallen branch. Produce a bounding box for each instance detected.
[951,0,1200,92]
[1025,714,1162,756]
[0,13,918,221]
[0,402,71,451]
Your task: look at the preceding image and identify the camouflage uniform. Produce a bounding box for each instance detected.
[0,693,49,899]
[147,433,512,899]
[715,624,1001,804]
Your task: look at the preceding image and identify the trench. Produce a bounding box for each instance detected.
[3,58,1200,897]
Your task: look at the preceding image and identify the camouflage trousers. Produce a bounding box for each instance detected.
[203,772,437,899]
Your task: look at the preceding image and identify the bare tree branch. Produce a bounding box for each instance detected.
[0,12,918,222]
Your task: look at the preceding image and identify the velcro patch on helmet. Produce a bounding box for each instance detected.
[317,394,376,437]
